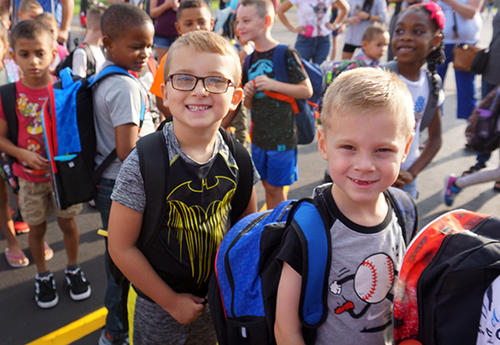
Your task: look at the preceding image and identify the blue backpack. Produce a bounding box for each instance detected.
[208,185,418,345]
[243,44,323,145]
[39,66,145,209]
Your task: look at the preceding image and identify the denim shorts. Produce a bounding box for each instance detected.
[153,35,177,49]
[251,144,298,187]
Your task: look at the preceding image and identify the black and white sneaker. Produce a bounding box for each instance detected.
[35,273,59,309]
[64,267,91,301]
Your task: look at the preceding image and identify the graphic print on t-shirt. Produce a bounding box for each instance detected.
[330,252,397,332]
[248,59,274,99]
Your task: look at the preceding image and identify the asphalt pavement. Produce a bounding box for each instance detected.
[0,8,498,345]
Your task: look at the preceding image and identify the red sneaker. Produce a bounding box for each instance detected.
[14,221,30,234]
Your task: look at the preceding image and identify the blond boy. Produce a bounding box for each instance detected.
[275,68,414,345]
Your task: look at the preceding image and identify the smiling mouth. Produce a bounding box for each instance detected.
[397,46,414,52]
[348,177,377,185]
[186,105,211,111]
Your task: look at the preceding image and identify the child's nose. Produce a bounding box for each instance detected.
[192,78,209,95]
[354,152,375,171]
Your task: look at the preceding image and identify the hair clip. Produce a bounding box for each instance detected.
[411,2,445,30]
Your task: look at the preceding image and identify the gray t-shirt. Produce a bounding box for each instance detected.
[93,60,155,180]
[279,185,406,345]
[111,122,259,213]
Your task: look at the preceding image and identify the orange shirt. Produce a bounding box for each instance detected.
[150,53,167,98]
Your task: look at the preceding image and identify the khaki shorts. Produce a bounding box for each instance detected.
[18,179,82,226]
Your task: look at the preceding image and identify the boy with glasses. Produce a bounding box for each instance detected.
[107,30,258,345]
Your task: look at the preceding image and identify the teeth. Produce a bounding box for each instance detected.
[187,105,210,111]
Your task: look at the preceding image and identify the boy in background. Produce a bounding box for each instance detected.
[353,25,389,67]
[17,0,43,21]
[94,4,156,345]
[72,5,106,78]
[108,30,257,345]
[34,13,69,73]
[149,0,214,121]
[275,68,414,345]
[236,0,312,209]
[0,20,90,308]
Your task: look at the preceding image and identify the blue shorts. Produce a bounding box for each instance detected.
[153,35,176,49]
[251,144,298,187]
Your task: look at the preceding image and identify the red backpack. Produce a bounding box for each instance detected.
[394,210,500,345]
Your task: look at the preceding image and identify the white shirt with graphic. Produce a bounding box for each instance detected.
[289,0,336,37]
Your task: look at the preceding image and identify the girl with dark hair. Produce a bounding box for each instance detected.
[386,1,446,198]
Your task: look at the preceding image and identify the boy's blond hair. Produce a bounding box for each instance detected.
[321,67,415,139]
[19,0,42,14]
[35,12,57,27]
[164,31,242,87]
[361,25,388,43]
[86,5,106,31]
[240,0,274,19]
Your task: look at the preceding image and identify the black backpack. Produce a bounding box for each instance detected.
[394,210,500,345]
[55,42,97,78]
[135,127,254,253]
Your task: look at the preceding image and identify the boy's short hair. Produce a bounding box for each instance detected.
[101,3,152,39]
[35,12,58,27]
[86,5,106,31]
[362,25,388,43]
[164,30,242,87]
[240,0,275,18]
[176,0,210,21]
[321,67,415,140]
[10,19,53,48]
[19,0,43,13]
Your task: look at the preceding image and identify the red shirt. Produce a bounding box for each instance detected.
[0,81,50,183]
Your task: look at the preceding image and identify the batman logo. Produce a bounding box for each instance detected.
[165,175,236,285]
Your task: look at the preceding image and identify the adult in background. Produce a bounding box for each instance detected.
[436,0,483,120]
[278,0,349,65]
[461,9,500,192]
[341,0,386,59]
[150,0,179,59]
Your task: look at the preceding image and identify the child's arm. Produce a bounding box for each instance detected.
[253,75,313,99]
[395,108,442,187]
[275,262,306,345]
[115,124,141,161]
[239,187,258,219]
[108,201,205,324]
[0,119,48,170]
[277,0,306,34]
[58,0,74,43]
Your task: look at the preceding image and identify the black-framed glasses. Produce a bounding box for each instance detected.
[166,73,235,94]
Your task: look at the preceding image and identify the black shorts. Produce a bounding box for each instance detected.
[343,43,360,53]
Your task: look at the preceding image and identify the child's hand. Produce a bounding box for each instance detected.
[171,0,180,11]
[168,293,205,325]
[244,80,257,99]
[348,16,361,25]
[20,150,49,171]
[253,75,275,92]
[393,169,414,188]
[292,25,307,34]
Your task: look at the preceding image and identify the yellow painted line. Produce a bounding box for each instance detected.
[258,185,290,212]
[27,307,107,345]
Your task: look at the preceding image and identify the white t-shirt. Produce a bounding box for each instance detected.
[289,0,336,37]
[477,275,500,345]
[72,45,106,78]
[398,70,444,171]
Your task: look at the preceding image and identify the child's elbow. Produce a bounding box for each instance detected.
[302,84,313,99]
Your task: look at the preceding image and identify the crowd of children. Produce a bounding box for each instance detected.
[0,0,499,344]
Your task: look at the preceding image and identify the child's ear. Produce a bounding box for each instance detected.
[102,35,112,52]
[401,134,414,162]
[175,22,181,35]
[264,14,272,28]
[431,32,443,51]
[210,17,215,30]
[229,87,243,110]
[317,126,329,161]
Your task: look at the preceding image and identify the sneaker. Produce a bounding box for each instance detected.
[98,329,129,345]
[35,273,59,308]
[443,174,461,206]
[64,267,91,301]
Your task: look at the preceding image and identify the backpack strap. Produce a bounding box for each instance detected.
[0,83,18,145]
[81,43,96,76]
[242,52,254,85]
[385,187,419,245]
[218,128,254,225]
[136,130,168,251]
[287,198,331,328]
[272,44,289,83]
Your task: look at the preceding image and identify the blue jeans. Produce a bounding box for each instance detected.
[437,43,477,119]
[294,34,331,65]
[96,178,128,340]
